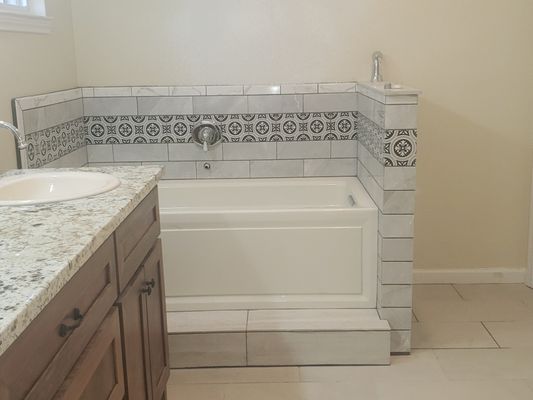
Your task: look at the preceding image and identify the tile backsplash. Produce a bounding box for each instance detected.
[13,82,419,175]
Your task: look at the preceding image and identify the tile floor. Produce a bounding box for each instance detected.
[166,284,533,399]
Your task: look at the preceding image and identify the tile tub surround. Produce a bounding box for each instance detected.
[13,90,87,169]
[0,166,163,357]
[12,82,420,353]
[356,88,418,353]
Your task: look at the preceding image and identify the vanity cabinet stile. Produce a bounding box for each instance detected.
[0,186,170,400]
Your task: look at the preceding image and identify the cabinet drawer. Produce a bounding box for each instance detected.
[0,235,118,400]
[115,188,160,291]
[53,307,125,400]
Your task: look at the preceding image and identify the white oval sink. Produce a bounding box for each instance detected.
[0,171,121,206]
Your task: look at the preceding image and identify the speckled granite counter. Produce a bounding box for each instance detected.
[0,166,163,357]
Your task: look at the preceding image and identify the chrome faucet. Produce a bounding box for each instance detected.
[0,121,28,149]
[371,51,384,82]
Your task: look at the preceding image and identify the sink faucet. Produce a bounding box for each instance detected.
[0,121,28,149]
[371,51,384,82]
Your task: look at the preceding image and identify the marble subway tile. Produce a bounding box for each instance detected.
[247,95,303,114]
[42,147,88,168]
[303,158,356,177]
[318,82,357,93]
[16,88,82,111]
[81,87,94,98]
[250,160,304,178]
[87,144,114,163]
[391,330,411,353]
[379,284,413,308]
[22,99,83,134]
[168,333,246,368]
[379,213,414,238]
[380,262,413,284]
[83,97,138,116]
[383,167,417,190]
[168,143,223,161]
[243,85,281,95]
[222,142,276,160]
[280,83,318,94]
[331,140,358,158]
[170,86,207,96]
[380,237,414,262]
[378,308,413,330]
[277,141,330,159]
[93,87,132,97]
[383,190,416,214]
[385,104,418,129]
[196,161,250,179]
[137,96,193,115]
[113,144,168,162]
[357,161,384,208]
[206,85,244,96]
[192,96,248,114]
[247,331,390,366]
[167,311,248,334]
[132,86,170,97]
[303,93,358,113]
[142,161,197,179]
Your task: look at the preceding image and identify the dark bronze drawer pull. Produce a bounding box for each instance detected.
[141,286,152,296]
[58,321,82,337]
[58,308,84,337]
[147,279,156,288]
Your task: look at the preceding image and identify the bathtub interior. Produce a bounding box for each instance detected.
[159,177,378,311]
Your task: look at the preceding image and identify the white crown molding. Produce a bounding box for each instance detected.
[0,10,51,34]
[413,267,527,284]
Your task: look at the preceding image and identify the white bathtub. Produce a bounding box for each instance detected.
[159,178,378,311]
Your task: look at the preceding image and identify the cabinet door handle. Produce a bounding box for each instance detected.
[141,286,152,296]
[58,308,85,337]
[147,278,156,288]
[59,321,82,337]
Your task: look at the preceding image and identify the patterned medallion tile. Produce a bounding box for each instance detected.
[85,112,358,145]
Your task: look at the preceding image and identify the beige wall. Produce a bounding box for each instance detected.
[70,0,533,271]
[3,0,533,271]
[0,0,77,171]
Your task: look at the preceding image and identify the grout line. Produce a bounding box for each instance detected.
[245,310,249,366]
[452,284,466,300]
[480,321,501,349]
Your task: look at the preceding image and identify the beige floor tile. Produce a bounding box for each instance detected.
[222,382,377,400]
[413,284,461,302]
[484,321,533,348]
[414,297,533,322]
[454,284,533,307]
[433,348,533,380]
[299,350,447,382]
[376,379,533,400]
[412,322,498,349]
[168,367,299,384]
[166,383,225,400]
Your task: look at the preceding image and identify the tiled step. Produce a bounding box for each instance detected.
[167,309,391,368]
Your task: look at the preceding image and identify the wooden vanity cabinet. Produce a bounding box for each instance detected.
[118,240,169,400]
[0,187,169,400]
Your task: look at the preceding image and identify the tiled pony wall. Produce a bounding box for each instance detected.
[13,82,418,353]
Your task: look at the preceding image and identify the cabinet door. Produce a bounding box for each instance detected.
[117,267,152,400]
[53,307,125,400]
[144,240,170,400]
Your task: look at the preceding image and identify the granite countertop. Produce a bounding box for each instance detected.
[0,166,163,357]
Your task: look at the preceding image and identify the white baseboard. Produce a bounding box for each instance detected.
[413,268,527,284]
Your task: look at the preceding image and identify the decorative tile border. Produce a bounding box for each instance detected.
[25,118,86,168]
[86,112,358,145]
[358,114,417,167]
